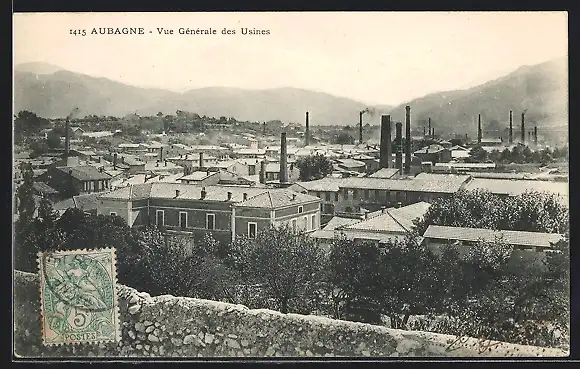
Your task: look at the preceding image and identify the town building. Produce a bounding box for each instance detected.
[422,225,563,268]
[96,183,321,244]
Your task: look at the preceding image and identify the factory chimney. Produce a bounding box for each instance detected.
[477,114,482,144]
[280,131,288,183]
[428,118,432,137]
[509,111,513,144]
[359,111,364,144]
[199,152,204,168]
[263,122,266,136]
[423,126,426,136]
[65,118,71,159]
[379,115,392,168]
[534,126,538,145]
[404,106,411,174]
[259,160,266,184]
[305,111,310,146]
[395,122,403,174]
[521,111,526,143]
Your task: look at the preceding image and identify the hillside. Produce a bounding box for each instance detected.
[388,57,568,139]
[13,67,387,125]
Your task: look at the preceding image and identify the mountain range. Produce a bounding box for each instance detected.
[14,58,568,137]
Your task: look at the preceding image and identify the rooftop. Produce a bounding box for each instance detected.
[342,202,431,233]
[237,189,320,209]
[423,225,563,248]
[465,178,569,202]
[295,178,343,192]
[368,168,400,179]
[56,166,112,181]
[99,183,319,208]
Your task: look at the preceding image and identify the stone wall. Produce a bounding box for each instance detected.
[13,271,568,358]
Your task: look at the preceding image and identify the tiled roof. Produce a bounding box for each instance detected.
[236,189,320,209]
[73,192,104,211]
[322,216,362,231]
[368,168,400,179]
[414,144,447,154]
[337,159,366,168]
[465,178,569,200]
[343,202,431,233]
[180,171,216,181]
[339,175,467,194]
[33,182,59,194]
[295,178,342,192]
[56,166,112,181]
[423,225,563,248]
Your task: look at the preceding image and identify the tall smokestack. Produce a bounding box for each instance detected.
[305,112,310,146]
[259,160,266,184]
[428,118,431,137]
[405,106,411,174]
[509,111,513,144]
[263,121,266,136]
[395,122,403,173]
[379,115,392,168]
[521,112,526,143]
[280,132,288,183]
[65,118,71,159]
[359,111,364,144]
[199,152,204,168]
[534,126,538,145]
[423,126,426,136]
[477,114,482,143]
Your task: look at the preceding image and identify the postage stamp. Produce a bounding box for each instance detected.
[37,248,120,346]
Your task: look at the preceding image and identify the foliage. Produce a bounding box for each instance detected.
[236,225,327,313]
[415,189,569,235]
[333,132,355,145]
[46,130,62,149]
[14,110,51,143]
[296,154,334,181]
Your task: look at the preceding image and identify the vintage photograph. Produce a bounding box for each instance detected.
[13,12,569,359]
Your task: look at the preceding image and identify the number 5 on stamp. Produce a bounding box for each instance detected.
[37,248,120,346]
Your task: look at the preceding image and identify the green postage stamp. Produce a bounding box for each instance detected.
[37,248,120,346]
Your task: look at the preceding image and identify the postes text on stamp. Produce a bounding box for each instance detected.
[37,248,120,346]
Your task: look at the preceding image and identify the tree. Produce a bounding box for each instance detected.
[468,146,488,162]
[415,189,568,235]
[46,130,62,149]
[237,225,326,314]
[327,237,385,322]
[14,110,50,143]
[296,154,334,181]
[334,132,355,145]
[16,162,36,224]
[378,236,442,328]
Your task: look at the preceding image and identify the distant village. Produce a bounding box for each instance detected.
[13,106,568,252]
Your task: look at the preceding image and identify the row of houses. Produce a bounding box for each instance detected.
[291,172,568,216]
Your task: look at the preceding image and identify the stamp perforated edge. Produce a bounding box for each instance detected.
[36,247,121,347]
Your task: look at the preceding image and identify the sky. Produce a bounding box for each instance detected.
[13,12,568,106]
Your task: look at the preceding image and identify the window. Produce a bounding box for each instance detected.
[325,192,331,201]
[179,211,188,229]
[110,212,117,217]
[292,219,297,232]
[335,192,339,201]
[248,222,257,239]
[304,216,308,230]
[311,214,316,230]
[206,213,215,230]
[317,192,322,199]
[298,206,303,214]
[156,210,165,227]
[364,189,370,199]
